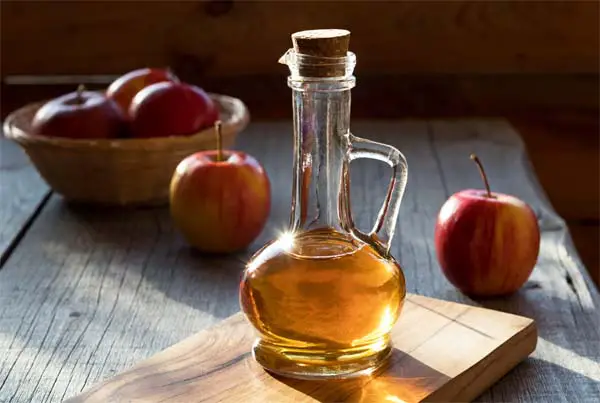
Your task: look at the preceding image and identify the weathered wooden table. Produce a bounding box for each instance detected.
[1,120,599,402]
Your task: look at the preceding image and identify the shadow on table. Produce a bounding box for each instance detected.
[59,201,261,320]
[474,357,600,402]
[270,348,447,403]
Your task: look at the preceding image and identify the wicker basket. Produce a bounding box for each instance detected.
[3,93,249,206]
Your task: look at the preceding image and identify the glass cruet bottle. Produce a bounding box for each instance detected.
[239,29,408,380]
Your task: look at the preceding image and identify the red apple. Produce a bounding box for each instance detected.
[170,122,270,253]
[434,154,540,297]
[106,67,178,113]
[31,85,127,139]
[129,82,219,138]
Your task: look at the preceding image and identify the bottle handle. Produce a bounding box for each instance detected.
[342,133,408,256]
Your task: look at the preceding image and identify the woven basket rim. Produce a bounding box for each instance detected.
[2,92,250,150]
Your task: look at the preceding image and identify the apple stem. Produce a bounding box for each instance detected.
[470,154,492,198]
[76,84,86,104]
[215,120,223,162]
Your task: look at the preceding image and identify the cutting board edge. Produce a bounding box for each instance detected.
[425,318,538,402]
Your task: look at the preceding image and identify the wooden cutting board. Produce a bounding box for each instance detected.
[67,294,537,403]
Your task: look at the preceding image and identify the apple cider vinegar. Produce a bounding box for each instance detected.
[240,228,406,378]
[240,29,409,379]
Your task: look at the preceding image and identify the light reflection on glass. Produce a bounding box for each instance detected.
[385,396,407,403]
[376,307,394,336]
[278,231,296,252]
[246,230,296,275]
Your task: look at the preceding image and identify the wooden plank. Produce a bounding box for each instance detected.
[0,120,598,402]
[66,294,537,403]
[1,1,598,76]
[3,74,599,122]
[0,138,50,265]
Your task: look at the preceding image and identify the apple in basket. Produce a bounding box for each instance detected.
[129,81,220,138]
[106,67,178,113]
[170,121,271,254]
[31,85,127,139]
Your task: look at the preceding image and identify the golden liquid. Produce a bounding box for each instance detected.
[240,228,406,379]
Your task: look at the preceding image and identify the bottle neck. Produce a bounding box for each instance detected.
[289,79,354,233]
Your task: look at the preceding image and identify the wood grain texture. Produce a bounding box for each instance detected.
[0,121,598,402]
[0,138,50,265]
[67,294,538,403]
[1,1,598,76]
[3,75,598,123]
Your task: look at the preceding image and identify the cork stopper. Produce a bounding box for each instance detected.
[291,29,351,77]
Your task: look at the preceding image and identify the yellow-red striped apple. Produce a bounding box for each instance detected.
[169,123,270,254]
[434,154,540,297]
